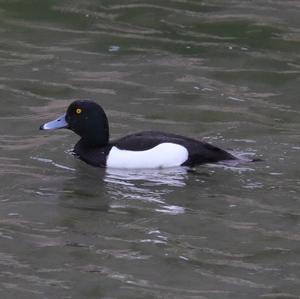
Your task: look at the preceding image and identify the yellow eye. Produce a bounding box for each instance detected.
[76,108,82,114]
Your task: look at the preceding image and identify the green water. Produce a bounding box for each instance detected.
[0,1,299,298]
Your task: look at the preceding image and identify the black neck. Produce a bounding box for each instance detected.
[80,126,109,147]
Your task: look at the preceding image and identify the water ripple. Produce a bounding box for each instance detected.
[0,0,299,298]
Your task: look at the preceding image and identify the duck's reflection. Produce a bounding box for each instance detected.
[57,161,189,215]
[105,167,188,187]
[104,167,188,215]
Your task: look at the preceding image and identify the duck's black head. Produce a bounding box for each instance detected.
[40,100,109,147]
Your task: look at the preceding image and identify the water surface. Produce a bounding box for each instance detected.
[0,1,299,298]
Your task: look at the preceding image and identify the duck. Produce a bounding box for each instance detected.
[40,100,236,168]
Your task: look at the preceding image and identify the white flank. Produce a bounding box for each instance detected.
[106,143,188,169]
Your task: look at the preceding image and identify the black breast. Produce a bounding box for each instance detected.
[74,140,112,167]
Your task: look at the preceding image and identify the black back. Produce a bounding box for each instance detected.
[111,131,235,167]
